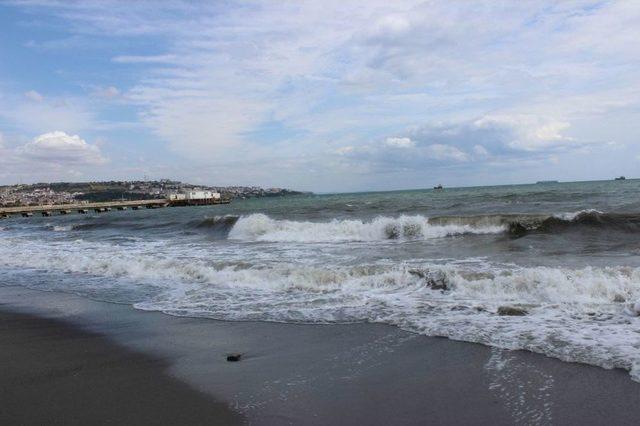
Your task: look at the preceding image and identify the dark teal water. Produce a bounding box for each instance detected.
[1,179,640,380]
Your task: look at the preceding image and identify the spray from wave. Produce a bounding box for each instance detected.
[30,210,640,242]
[225,210,640,242]
[228,214,505,242]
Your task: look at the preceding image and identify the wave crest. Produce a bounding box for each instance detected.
[31,210,640,241]
[228,214,505,242]
[227,210,640,242]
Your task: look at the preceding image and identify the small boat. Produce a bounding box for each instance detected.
[615,176,626,181]
[433,184,443,191]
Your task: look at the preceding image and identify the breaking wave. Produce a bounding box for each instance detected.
[226,210,640,242]
[40,215,239,236]
[3,201,640,382]
[1,235,639,381]
[32,210,640,242]
[188,215,239,238]
[228,214,505,242]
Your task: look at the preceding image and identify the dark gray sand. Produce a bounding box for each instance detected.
[1,286,640,425]
[0,310,242,426]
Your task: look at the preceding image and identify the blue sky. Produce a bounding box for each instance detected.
[1,0,639,192]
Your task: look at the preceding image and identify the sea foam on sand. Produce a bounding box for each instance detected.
[1,233,640,382]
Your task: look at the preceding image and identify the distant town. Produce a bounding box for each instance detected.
[0,180,307,207]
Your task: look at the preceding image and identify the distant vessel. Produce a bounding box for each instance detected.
[615,176,626,181]
[433,184,443,191]
[536,180,558,184]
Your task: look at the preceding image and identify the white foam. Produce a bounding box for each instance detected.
[228,214,505,242]
[1,234,640,381]
[554,209,603,221]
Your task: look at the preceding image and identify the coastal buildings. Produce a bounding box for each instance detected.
[165,190,224,207]
[185,190,221,200]
[0,186,80,207]
[0,180,303,208]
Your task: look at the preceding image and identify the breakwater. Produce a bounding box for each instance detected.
[0,198,230,218]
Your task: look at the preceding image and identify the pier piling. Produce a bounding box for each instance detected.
[1,197,226,218]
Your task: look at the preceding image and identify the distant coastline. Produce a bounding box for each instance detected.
[314,177,636,197]
[0,179,309,207]
[2,177,634,206]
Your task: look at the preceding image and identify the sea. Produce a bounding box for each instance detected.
[1,180,640,380]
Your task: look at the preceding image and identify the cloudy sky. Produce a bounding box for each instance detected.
[1,0,639,192]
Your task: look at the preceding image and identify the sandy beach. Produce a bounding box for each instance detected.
[0,309,242,425]
[2,285,639,425]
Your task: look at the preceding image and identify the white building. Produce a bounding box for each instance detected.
[171,191,221,201]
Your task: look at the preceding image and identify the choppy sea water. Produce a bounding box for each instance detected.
[2,180,640,380]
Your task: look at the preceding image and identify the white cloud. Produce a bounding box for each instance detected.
[385,137,414,148]
[424,144,468,162]
[333,114,595,174]
[473,144,489,156]
[0,92,94,135]
[4,0,640,189]
[474,115,582,151]
[93,86,120,98]
[336,136,470,173]
[0,131,108,183]
[369,14,412,38]
[24,90,44,102]
[19,131,107,165]
[335,146,354,155]
[112,54,177,64]
[382,137,468,162]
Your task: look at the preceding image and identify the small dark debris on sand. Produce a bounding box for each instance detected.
[226,353,242,362]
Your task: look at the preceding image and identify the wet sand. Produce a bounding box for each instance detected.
[0,309,242,425]
[1,286,640,425]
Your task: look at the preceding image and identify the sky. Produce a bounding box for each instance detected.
[0,0,639,192]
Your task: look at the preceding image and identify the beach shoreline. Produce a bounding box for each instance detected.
[2,285,640,425]
[0,307,242,426]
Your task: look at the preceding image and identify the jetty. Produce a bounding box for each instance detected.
[0,196,230,218]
